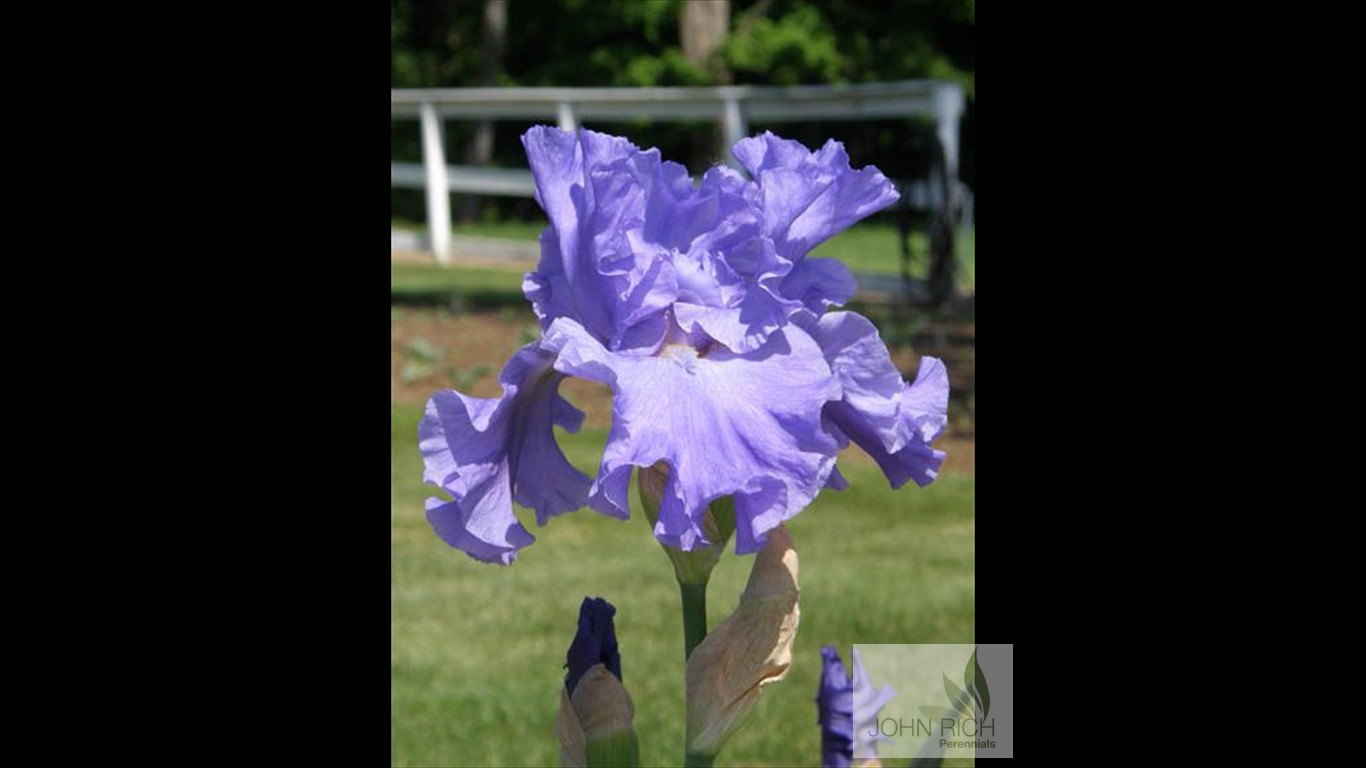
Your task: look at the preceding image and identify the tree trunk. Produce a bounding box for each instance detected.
[681,0,730,73]
[459,0,508,223]
[680,1,731,170]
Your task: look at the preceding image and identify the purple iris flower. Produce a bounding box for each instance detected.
[565,596,621,693]
[851,648,896,759]
[818,646,896,766]
[816,646,854,768]
[420,127,949,563]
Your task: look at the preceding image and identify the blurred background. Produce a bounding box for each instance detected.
[391,2,975,765]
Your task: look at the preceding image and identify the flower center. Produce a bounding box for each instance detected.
[659,342,706,373]
[660,343,699,361]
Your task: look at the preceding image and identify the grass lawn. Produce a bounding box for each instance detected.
[391,402,974,767]
[391,262,527,306]
[392,220,975,304]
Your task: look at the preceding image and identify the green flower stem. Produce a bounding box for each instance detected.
[679,580,709,661]
[635,467,737,766]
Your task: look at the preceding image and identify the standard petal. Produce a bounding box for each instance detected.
[544,317,840,553]
[642,161,713,252]
[418,343,592,563]
[732,131,899,262]
[810,312,950,489]
[521,126,662,343]
[670,235,803,353]
[643,162,762,258]
[672,287,790,355]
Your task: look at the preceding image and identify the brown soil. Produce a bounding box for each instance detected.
[392,306,975,475]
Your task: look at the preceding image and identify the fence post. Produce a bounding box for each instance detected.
[932,84,964,210]
[722,96,747,170]
[420,101,451,264]
[557,101,578,132]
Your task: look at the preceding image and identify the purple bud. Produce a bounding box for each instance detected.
[565,597,621,693]
[817,646,854,768]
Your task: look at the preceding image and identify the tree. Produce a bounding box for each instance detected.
[459,0,508,223]
[680,0,730,81]
[680,1,731,167]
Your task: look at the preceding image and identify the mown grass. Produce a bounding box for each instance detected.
[391,402,974,767]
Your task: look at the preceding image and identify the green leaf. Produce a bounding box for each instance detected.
[943,673,970,715]
[407,337,441,363]
[400,361,431,384]
[964,648,990,719]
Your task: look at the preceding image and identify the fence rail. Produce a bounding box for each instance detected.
[392,80,965,263]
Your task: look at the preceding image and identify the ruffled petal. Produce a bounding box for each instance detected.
[811,311,949,489]
[642,161,713,252]
[811,312,912,452]
[643,163,762,258]
[544,317,841,554]
[672,287,789,355]
[521,126,662,344]
[899,355,950,444]
[779,257,859,313]
[825,387,947,490]
[612,235,677,353]
[670,233,804,353]
[419,343,592,563]
[732,132,899,262]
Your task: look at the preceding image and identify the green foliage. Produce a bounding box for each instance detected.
[725,0,974,97]
[506,0,697,87]
[399,336,443,384]
[389,0,975,253]
[399,335,494,389]
[725,3,847,85]
[391,0,484,88]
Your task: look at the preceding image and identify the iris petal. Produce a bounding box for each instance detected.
[544,317,841,554]
[522,126,662,344]
[811,311,950,488]
[732,132,900,262]
[419,343,591,564]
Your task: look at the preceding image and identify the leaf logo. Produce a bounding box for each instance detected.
[929,647,991,721]
[962,647,990,719]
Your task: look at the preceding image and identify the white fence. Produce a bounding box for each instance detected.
[391,80,966,263]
